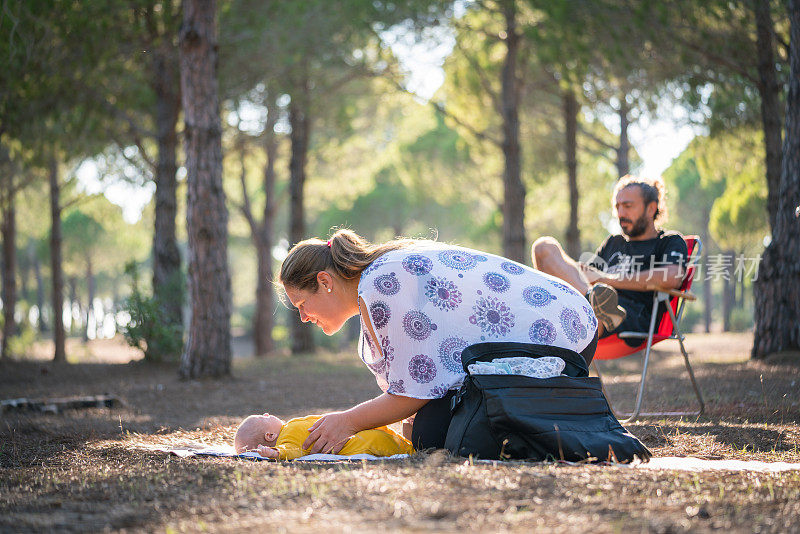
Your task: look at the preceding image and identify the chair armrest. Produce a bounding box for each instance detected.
[646,284,697,301]
[616,331,651,339]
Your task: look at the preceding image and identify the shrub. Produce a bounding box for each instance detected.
[119,261,183,362]
[6,323,37,358]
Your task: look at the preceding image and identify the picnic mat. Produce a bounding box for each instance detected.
[161,444,409,462]
[630,456,800,473]
[160,445,800,471]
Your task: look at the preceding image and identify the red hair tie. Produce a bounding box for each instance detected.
[326,240,332,248]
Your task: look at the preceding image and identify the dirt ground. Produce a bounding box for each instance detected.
[2,332,799,533]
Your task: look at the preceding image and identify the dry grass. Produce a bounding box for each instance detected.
[2,333,800,533]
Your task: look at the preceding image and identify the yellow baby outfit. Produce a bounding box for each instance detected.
[273,415,414,460]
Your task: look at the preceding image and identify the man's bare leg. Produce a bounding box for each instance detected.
[531,236,590,295]
[531,236,627,336]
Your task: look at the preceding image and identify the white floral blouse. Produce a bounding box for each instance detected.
[357,244,597,399]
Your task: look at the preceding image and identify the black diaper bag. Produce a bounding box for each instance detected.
[444,342,651,463]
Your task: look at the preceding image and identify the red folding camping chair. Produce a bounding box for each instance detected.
[592,235,705,423]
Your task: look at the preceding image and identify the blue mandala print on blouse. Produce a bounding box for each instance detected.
[403,310,435,340]
[389,379,405,394]
[402,254,433,276]
[380,335,395,362]
[501,261,525,275]
[438,249,478,271]
[529,319,557,344]
[582,304,598,331]
[483,272,510,293]
[369,301,391,329]
[362,257,387,277]
[374,272,401,296]
[473,254,488,262]
[408,354,437,384]
[424,277,462,311]
[469,296,515,337]
[430,384,449,397]
[549,279,573,293]
[522,285,557,307]
[560,307,588,343]
[438,336,468,373]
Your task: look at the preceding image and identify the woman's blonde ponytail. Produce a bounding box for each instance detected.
[279,229,418,291]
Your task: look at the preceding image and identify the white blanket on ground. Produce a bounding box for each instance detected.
[158,445,800,471]
[162,445,409,462]
[471,456,800,472]
[631,456,800,473]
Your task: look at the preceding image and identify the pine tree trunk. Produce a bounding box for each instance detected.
[289,93,315,354]
[616,100,630,179]
[701,213,712,333]
[754,0,784,233]
[178,0,232,378]
[753,0,800,360]
[731,251,739,308]
[151,45,184,335]
[739,268,746,309]
[69,277,78,336]
[49,156,66,362]
[84,255,94,342]
[253,100,278,357]
[722,250,734,332]
[1,191,16,359]
[18,247,28,304]
[253,234,274,356]
[30,238,46,333]
[563,88,580,259]
[500,1,526,263]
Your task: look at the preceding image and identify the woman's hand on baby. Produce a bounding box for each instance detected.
[303,411,356,454]
[256,445,279,459]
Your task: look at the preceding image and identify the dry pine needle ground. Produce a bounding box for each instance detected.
[1,332,799,533]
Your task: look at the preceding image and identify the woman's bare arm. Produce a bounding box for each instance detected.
[302,393,429,453]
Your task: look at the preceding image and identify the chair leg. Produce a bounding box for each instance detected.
[667,305,705,417]
[620,301,661,424]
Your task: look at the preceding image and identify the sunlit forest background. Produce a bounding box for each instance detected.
[1,0,793,364]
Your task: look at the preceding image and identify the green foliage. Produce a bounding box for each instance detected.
[62,209,105,260]
[729,307,754,332]
[704,131,768,251]
[119,261,183,363]
[664,128,767,253]
[6,324,37,359]
[647,0,788,135]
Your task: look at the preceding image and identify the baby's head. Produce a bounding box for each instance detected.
[233,413,284,453]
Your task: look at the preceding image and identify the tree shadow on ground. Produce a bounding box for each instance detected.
[0,445,231,532]
[1,355,382,435]
[597,351,800,426]
[630,421,797,454]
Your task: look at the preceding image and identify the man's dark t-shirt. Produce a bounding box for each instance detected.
[591,230,688,337]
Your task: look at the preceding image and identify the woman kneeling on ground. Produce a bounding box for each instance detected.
[280,229,599,453]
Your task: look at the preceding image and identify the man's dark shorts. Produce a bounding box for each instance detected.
[600,296,653,347]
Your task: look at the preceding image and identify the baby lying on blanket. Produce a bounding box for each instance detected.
[234,413,414,459]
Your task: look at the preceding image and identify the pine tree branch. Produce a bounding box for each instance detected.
[452,37,502,115]
[430,100,502,146]
[578,124,617,152]
[109,133,154,175]
[237,146,258,236]
[384,76,502,146]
